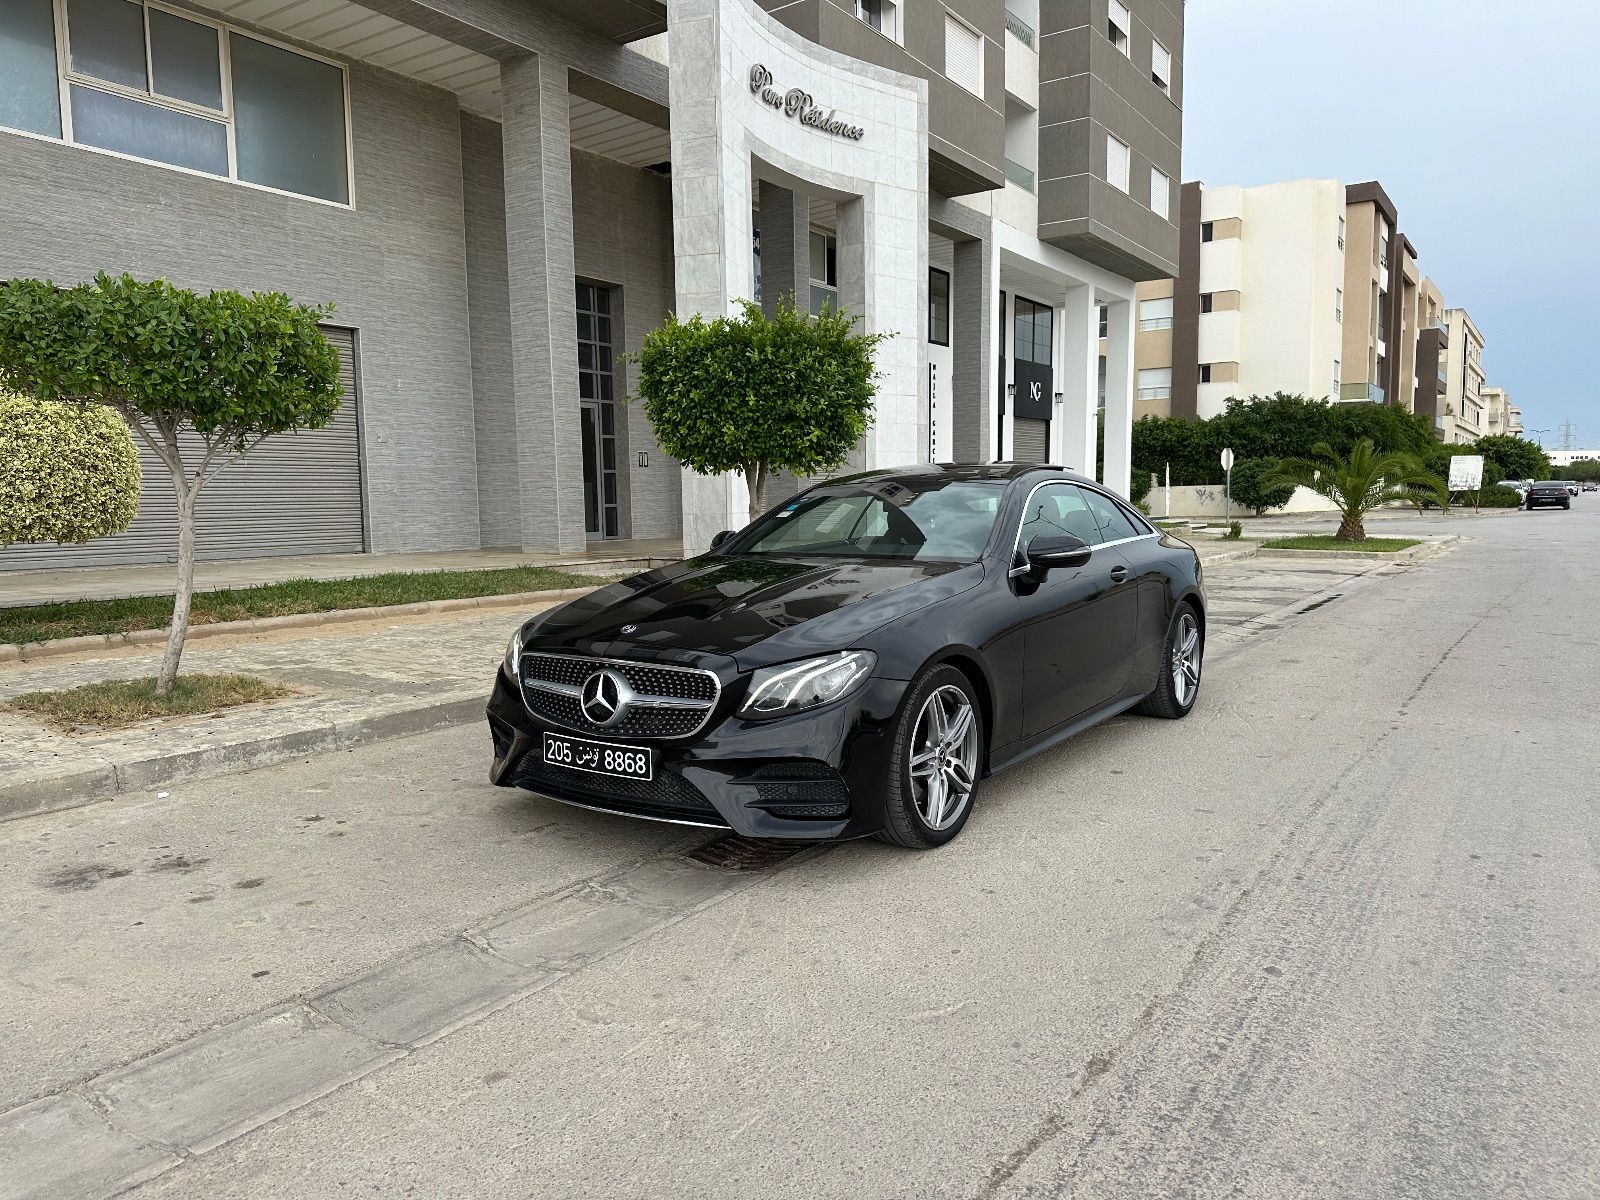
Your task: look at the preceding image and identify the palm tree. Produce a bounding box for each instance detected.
[1263,438,1448,542]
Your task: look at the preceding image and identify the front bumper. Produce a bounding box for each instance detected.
[486,665,908,839]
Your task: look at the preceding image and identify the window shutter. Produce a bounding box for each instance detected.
[944,16,982,96]
[1106,134,1130,193]
[1151,40,1171,88]
[1150,167,1170,219]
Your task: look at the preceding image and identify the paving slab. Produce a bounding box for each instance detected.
[479,886,678,972]
[310,938,550,1048]
[91,1005,401,1155]
[0,1094,177,1200]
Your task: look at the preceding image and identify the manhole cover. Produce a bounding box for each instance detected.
[687,836,815,870]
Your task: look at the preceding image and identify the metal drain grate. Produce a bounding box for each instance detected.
[687,836,816,870]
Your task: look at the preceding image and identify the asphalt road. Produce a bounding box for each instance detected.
[2,506,1596,1199]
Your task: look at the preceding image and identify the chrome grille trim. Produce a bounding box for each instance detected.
[517,652,722,739]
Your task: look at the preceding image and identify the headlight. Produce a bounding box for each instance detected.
[504,627,523,677]
[739,650,875,719]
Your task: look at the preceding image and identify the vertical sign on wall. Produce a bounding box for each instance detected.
[928,363,938,463]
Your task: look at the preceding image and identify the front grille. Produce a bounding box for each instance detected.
[517,652,720,739]
[513,755,720,816]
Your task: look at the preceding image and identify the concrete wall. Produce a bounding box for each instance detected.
[0,63,482,555]
[1148,484,1339,519]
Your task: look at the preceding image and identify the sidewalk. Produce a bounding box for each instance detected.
[0,543,1259,824]
[0,541,681,606]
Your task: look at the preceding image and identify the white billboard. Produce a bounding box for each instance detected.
[1448,455,1485,492]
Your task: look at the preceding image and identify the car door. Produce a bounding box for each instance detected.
[1012,483,1141,737]
[1080,487,1169,687]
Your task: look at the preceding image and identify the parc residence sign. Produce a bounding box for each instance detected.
[748,65,866,142]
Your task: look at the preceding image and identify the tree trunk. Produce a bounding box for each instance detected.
[156,485,198,696]
[1335,514,1366,542]
[743,462,769,519]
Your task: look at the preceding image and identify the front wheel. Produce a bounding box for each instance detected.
[877,665,983,850]
[1136,602,1203,719]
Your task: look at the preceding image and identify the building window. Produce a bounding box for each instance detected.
[1151,38,1171,92]
[1380,228,1391,270]
[944,15,983,97]
[1138,297,1172,331]
[1337,214,1346,250]
[1108,0,1130,56]
[808,230,837,315]
[1149,166,1170,220]
[1200,221,1214,243]
[1,0,350,204]
[1333,360,1340,392]
[1335,288,1343,323]
[1200,292,1214,314]
[1137,367,1172,400]
[1013,297,1053,366]
[1106,133,1130,193]
[928,267,950,345]
[1198,364,1212,384]
[856,0,900,43]
[1097,305,1109,340]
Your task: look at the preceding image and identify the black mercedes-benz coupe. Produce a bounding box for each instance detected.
[487,464,1205,849]
[1525,481,1571,510]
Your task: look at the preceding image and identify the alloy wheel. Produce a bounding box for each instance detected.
[1172,612,1201,706]
[908,684,980,831]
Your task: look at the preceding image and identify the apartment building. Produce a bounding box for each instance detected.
[1437,308,1488,444]
[0,0,1184,570]
[1479,386,1521,439]
[1132,177,1440,423]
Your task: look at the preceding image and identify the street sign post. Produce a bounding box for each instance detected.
[1448,454,1485,514]
[1221,448,1235,523]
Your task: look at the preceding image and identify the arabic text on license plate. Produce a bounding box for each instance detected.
[542,732,652,781]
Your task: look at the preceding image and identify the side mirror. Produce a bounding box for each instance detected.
[1026,533,1092,573]
[710,529,735,552]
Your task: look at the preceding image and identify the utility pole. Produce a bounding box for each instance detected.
[1558,419,1579,451]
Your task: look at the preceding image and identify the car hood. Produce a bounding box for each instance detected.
[522,554,984,670]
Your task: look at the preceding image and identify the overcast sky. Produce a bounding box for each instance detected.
[1181,0,1599,449]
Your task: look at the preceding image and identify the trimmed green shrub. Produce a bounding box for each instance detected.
[1472,484,1524,508]
[0,392,140,545]
[634,296,886,515]
[1228,456,1296,515]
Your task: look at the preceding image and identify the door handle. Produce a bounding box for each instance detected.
[1109,566,1130,583]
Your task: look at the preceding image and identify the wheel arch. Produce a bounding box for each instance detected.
[920,648,997,771]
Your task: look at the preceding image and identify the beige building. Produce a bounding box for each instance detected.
[1437,308,1488,443]
[1133,178,1428,421]
[1480,386,1521,438]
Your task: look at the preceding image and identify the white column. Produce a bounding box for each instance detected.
[1102,297,1135,498]
[1059,285,1100,479]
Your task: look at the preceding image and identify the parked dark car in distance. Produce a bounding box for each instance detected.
[487,464,1206,849]
[1525,481,1572,510]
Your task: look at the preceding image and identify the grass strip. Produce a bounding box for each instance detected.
[1260,535,1421,552]
[8,673,296,732]
[0,565,607,646]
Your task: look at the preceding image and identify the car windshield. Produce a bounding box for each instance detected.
[730,479,1007,562]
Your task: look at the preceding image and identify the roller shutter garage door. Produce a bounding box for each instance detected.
[0,327,365,571]
[1012,417,1050,463]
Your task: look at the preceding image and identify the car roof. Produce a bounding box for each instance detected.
[824,462,1095,488]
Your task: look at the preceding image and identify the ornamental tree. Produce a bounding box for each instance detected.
[1263,438,1448,542]
[1473,434,1550,482]
[634,296,887,518]
[0,391,141,545]
[0,274,342,693]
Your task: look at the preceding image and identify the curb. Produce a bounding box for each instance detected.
[1194,546,1258,567]
[0,694,487,826]
[1,586,601,665]
[1256,535,1458,563]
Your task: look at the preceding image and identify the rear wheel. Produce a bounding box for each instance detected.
[1136,602,1202,719]
[878,665,983,850]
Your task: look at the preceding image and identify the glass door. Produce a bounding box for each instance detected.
[577,283,619,538]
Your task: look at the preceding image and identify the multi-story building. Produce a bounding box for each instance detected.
[1131,177,1426,422]
[0,0,1185,570]
[1480,386,1516,439]
[1413,276,1451,434]
[1437,308,1488,444]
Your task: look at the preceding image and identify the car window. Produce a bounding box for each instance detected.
[1016,483,1101,554]
[1081,489,1143,542]
[735,479,1006,562]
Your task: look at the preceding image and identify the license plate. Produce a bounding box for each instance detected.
[542,732,652,781]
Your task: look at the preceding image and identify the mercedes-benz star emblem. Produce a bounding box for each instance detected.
[580,668,630,727]
[620,624,638,635]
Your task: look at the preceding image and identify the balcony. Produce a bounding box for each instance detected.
[1004,159,1036,193]
[1004,9,1036,48]
[1339,383,1387,404]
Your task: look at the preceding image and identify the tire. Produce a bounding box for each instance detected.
[877,664,983,850]
[1136,602,1203,719]
[1563,501,1571,510]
